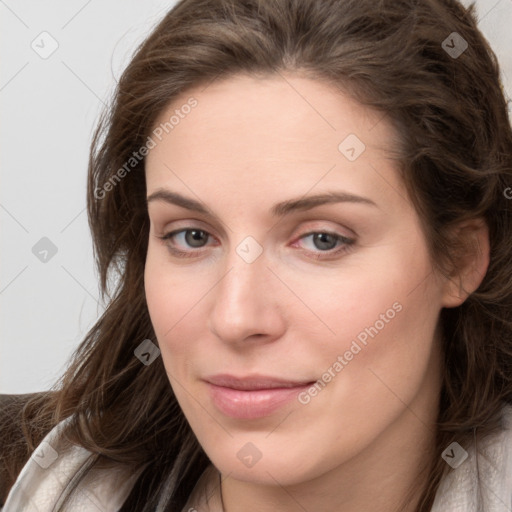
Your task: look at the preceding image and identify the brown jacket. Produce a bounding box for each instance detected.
[0,393,40,506]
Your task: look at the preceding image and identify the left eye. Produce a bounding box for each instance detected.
[159,228,354,258]
[162,228,212,249]
[297,231,348,252]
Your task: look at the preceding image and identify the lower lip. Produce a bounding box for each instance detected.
[206,382,312,419]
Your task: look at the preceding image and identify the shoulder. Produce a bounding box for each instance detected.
[2,404,145,512]
[431,402,512,511]
[0,392,48,506]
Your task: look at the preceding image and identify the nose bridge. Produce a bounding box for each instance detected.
[208,235,281,342]
[216,236,267,310]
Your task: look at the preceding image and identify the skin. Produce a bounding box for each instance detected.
[144,73,489,512]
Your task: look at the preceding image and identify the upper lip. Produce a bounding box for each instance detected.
[204,374,314,391]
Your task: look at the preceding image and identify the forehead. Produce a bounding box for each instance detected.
[145,73,405,213]
[149,72,392,158]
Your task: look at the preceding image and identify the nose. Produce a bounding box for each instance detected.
[208,244,286,346]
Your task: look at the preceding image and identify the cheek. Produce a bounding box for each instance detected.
[293,230,442,403]
[144,261,201,416]
[144,250,187,355]
[144,247,216,381]
[288,234,438,359]
[304,239,440,412]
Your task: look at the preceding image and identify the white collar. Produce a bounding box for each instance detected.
[5,405,512,511]
[2,416,142,511]
[430,404,512,512]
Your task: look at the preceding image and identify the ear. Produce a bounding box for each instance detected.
[441,218,490,308]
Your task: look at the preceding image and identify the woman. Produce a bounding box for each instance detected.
[2,0,512,510]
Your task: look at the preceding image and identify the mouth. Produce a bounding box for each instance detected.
[205,374,314,390]
[204,374,316,419]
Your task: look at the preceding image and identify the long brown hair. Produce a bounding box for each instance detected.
[5,0,512,510]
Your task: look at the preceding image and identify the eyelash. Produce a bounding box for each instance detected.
[157,227,355,260]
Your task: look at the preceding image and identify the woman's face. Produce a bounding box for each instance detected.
[144,73,449,486]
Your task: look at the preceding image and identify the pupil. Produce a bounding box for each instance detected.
[187,230,206,247]
[315,233,336,250]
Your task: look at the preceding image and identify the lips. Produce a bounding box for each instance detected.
[205,374,314,390]
[204,374,315,419]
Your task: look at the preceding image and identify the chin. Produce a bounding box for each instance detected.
[203,438,330,487]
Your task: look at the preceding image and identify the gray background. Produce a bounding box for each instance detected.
[1,0,511,393]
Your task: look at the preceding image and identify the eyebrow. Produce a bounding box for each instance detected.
[146,188,377,218]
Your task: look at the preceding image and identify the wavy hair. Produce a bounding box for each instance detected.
[4,0,512,510]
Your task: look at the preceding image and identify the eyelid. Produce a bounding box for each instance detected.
[290,219,357,240]
[157,218,354,244]
[158,217,356,240]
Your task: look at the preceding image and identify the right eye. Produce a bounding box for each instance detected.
[158,228,217,258]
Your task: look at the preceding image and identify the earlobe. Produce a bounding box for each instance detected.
[441,218,490,308]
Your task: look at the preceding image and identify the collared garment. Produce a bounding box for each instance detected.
[4,406,512,512]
